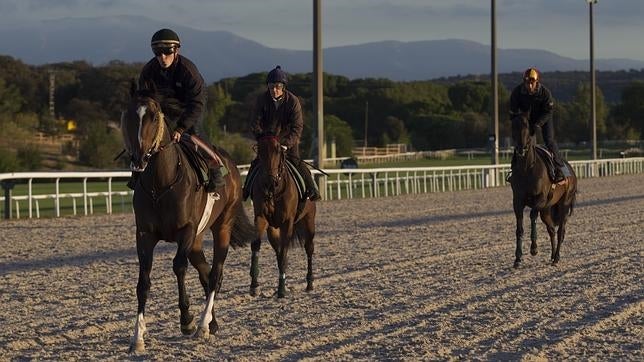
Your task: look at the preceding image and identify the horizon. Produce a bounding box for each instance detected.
[1,0,643,62]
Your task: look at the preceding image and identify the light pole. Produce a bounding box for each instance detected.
[588,0,598,160]
[491,0,499,167]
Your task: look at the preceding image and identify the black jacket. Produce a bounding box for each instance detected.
[139,55,206,134]
[509,83,555,127]
[250,90,303,155]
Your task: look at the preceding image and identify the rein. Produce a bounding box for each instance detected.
[141,112,172,164]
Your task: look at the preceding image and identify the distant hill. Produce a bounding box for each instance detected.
[2,15,644,83]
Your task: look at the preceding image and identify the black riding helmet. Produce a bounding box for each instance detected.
[266,65,288,85]
[151,28,181,48]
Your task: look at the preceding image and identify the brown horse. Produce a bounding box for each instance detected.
[510,114,578,268]
[249,134,317,298]
[121,85,254,353]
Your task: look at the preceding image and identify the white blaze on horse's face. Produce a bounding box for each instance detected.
[136,105,147,147]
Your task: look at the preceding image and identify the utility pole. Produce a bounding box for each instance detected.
[588,0,598,160]
[490,0,500,185]
[313,0,326,198]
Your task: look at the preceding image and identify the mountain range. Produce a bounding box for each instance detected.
[2,15,644,83]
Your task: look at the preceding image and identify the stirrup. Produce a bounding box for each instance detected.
[505,172,512,183]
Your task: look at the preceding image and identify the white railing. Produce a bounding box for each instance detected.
[1,157,643,219]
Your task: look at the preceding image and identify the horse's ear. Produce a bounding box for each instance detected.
[130,79,137,98]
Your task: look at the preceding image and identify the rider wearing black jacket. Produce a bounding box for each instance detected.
[509,67,565,182]
[128,28,224,192]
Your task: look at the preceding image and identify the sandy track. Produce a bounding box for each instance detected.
[0,174,642,360]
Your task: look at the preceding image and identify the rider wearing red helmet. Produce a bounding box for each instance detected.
[509,67,565,183]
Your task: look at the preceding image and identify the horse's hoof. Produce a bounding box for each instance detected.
[530,249,538,256]
[193,327,210,340]
[306,283,314,292]
[181,320,196,335]
[209,321,219,335]
[128,340,145,354]
[513,261,521,268]
[250,287,258,297]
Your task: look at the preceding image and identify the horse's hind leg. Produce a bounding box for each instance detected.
[539,208,557,264]
[129,232,158,354]
[174,235,198,336]
[529,209,539,256]
[195,223,232,339]
[297,209,316,291]
[552,204,570,265]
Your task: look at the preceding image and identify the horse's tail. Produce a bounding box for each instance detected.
[568,187,578,217]
[229,201,255,248]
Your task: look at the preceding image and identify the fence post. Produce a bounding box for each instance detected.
[2,181,15,219]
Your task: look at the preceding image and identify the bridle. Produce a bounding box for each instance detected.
[257,134,286,197]
[126,100,173,171]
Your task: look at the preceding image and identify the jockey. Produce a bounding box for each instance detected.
[243,65,321,201]
[508,67,565,183]
[128,28,224,192]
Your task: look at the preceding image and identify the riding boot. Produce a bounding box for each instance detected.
[127,171,140,190]
[242,159,259,201]
[552,154,566,183]
[297,161,321,201]
[206,165,225,193]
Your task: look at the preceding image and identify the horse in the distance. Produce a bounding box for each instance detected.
[249,134,317,298]
[509,114,578,268]
[120,84,254,353]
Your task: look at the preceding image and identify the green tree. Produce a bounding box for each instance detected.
[78,123,123,168]
[324,115,354,157]
[560,82,607,144]
[610,81,644,139]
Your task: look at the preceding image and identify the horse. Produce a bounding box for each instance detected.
[120,84,255,353]
[509,114,578,268]
[249,134,317,298]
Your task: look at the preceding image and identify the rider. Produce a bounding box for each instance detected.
[128,28,224,192]
[243,65,321,201]
[508,67,565,183]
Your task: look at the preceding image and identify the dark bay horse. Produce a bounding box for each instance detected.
[510,114,577,268]
[249,134,317,298]
[121,86,254,353]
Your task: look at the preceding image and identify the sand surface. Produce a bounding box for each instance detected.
[1,174,642,360]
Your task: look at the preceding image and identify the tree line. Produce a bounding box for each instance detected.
[0,54,642,171]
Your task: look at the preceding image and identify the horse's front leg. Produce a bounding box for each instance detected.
[250,217,268,296]
[529,209,539,256]
[129,231,158,354]
[195,223,231,339]
[513,199,524,268]
[276,221,294,298]
[174,227,197,336]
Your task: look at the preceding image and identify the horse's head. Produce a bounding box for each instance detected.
[511,113,533,158]
[256,133,286,196]
[121,82,169,171]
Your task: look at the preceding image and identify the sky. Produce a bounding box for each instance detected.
[1,0,643,61]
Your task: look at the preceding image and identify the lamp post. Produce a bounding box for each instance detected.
[588,0,598,160]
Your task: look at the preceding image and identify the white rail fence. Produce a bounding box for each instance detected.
[1,157,643,219]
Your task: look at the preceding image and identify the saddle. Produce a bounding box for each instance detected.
[534,145,571,183]
[178,138,228,190]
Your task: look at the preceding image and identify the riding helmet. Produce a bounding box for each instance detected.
[266,65,288,85]
[151,28,181,48]
[523,67,540,81]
